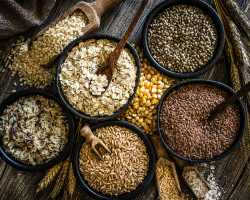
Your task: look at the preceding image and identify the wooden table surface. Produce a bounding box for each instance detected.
[0,0,250,199]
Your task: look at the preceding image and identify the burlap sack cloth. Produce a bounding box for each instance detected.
[0,0,56,39]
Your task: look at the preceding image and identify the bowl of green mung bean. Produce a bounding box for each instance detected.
[142,0,225,78]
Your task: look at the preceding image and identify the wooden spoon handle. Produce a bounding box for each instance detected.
[208,81,250,121]
[80,126,94,143]
[90,0,125,17]
[108,0,149,63]
[150,133,171,160]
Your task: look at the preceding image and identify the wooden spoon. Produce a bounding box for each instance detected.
[28,0,125,67]
[171,156,211,199]
[207,81,250,121]
[150,134,182,199]
[80,125,110,160]
[90,0,149,97]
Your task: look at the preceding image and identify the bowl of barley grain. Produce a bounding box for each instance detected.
[72,120,156,200]
[142,0,225,78]
[157,79,246,163]
[0,89,75,171]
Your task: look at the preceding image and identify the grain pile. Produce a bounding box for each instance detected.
[148,5,218,73]
[160,83,241,160]
[79,126,149,196]
[118,46,176,135]
[0,95,69,165]
[157,165,185,200]
[184,170,210,199]
[8,11,88,88]
[60,39,137,116]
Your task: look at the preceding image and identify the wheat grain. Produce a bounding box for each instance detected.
[36,162,62,193]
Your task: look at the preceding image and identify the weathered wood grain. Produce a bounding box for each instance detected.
[0,0,250,200]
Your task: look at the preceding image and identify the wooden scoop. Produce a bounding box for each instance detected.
[207,81,250,121]
[171,156,211,199]
[90,0,149,96]
[150,134,182,199]
[80,125,110,159]
[28,0,125,67]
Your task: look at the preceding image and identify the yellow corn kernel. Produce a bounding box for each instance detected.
[152,99,159,104]
[152,94,158,99]
[164,84,169,89]
[158,76,163,81]
[146,74,151,81]
[147,93,152,99]
[146,100,151,106]
[150,69,155,74]
[157,94,162,100]
[139,82,144,87]
[151,78,156,84]
[140,86,145,93]
[152,75,158,81]
[151,87,157,93]
[144,81,150,88]
[133,104,139,109]
[139,92,143,97]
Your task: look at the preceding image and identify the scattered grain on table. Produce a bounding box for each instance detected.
[8,11,88,88]
[118,46,177,135]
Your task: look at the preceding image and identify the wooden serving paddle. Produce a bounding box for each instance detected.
[80,125,110,160]
[28,0,125,67]
[150,134,182,199]
[91,0,149,96]
[207,81,250,121]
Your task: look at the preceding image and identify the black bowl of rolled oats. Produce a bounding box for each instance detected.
[142,0,225,78]
[0,89,74,171]
[72,120,156,200]
[56,34,140,121]
[157,79,246,163]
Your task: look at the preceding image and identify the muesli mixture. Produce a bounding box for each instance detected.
[60,39,137,116]
[0,95,69,165]
[79,126,149,196]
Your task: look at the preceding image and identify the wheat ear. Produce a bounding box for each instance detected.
[36,162,62,193]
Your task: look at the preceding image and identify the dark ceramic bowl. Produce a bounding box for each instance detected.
[157,79,246,163]
[56,34,141,121]
[142,0,225,78]
[0,89,75,171]
[72,120,156,200]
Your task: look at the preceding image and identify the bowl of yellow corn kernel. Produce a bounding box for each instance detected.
[118,46,178,135]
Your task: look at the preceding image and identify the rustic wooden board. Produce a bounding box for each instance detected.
[0,0,250,199]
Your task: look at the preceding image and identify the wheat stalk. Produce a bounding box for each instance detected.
[51,156,71,199]
[68,163,76,197]
[36,162,62,193]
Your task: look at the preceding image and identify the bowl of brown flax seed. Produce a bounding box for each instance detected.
[157,79,246,163]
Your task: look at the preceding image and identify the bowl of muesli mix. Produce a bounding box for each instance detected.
[56,34,141,121]
[0,89,74,171]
